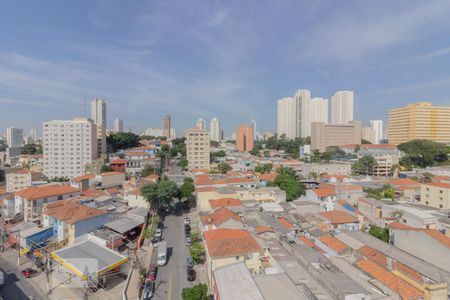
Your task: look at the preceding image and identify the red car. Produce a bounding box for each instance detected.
[146,264,158,282]
[21,268,37,278]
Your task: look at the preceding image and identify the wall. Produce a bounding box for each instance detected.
[72,214,109,245]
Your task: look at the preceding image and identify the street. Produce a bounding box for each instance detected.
[151,201,190,300]
[0,252,46,300]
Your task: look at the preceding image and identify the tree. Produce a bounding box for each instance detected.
[157,180,180,205]
[141,183,160,210]
[368,225,389,243]
[361,139,372,144]
[210,140,220,147]
[182,283,208,300]
[255,163,273,174]
[398,139,449,168]
[263,150,270,157]
[178,159,188,170]
[210,150,226,162]
[140,135,155,141]
[180,177,195,199]
[189,242,204,264]
[21,144,42,155]
[100,165,111,173]
[249,148,260,156]
[274,167,305,201]
[107,132,140,151]
[352,156,378,175]
[49,176,69,182]
[218,162,232,174]
[141,165,155,177]
[0,141,6,152]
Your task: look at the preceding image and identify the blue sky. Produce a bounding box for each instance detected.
[2,1,450,136]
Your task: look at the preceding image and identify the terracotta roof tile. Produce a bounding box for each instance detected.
[277,217,295,229]
[255,226,274,234]
[204,229,261,258]
[72,174,96,182]
[258,173,278,182]
[319,210,358,224]
[386,178,420,187]
[356,259,423,300]
[15,185,80,201]
[81,188,107,198]
[44,198,107,224]
[319,235,348,253]
[200,207,243,226]
[312,188,336,197]
[298,236,316,248]
[99,171,124,176]
[425,182,450,189]
[209,198,243,209]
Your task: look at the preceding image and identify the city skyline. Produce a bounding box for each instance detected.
[2,2,450,134]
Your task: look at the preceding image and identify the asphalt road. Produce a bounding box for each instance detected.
[0,254,47,300]
[151,201,190,300]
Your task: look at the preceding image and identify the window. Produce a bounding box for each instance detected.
[235,256,240,260]
[439,204,443,208]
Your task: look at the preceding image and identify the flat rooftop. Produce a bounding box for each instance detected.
[104,217,143,234]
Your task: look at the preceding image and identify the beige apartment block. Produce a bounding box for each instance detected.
[388,102,450,145]
[187,128,210,171]
[311,121,361,152]
[420,182,450,209]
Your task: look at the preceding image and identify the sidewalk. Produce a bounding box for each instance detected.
[126,244,153,300]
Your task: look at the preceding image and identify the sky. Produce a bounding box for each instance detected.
[2,1,450,137]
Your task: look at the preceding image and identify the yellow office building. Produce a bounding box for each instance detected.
[388,102,450,145]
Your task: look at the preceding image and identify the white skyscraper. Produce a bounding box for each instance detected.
[43,118,98,179]
[114,118,123,133]
[310,98,329,124]
[331,91,354,124]
[294,90,311,138]
[250,119,257,141]
[6,127,23,148]
[210,117,221,142]
[196,118,206,131]
[91,98,107,155]
[29,129,37,143]
[370,120,383,144]
[277,97,297,139]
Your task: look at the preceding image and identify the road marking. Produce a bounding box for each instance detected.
[168,272,173,300]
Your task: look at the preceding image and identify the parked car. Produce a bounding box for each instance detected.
[184,217,190,225]
[186,236,191,246]
[186,256,194,269]
[184,224,191,236]
[147,264,158,282]
[21,268,37,278]
[143,280,155,299]
[187,268,196,281]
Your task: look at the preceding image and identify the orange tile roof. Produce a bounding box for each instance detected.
[195,187,216,193]
[255,226,274,234]
[225,177,257,184]
[389,222,450,249]
[44,198,107,224]
[209,198,243,209]
[81,188,107,198]
[425,182,450,189]
[312,188,336,197]
[333,184,363,192]
[126,151,150,156]
[319,235,348,253]
[15,185,80,201]
[386,178,420,187]
[200,207,243,226]
[358,245,387,267]
[389,222,413,230]
[356,259,423,300]
[320,210,358,224]
[258,173,278,182]
[277,217,295,229]
[72,174,96,182]
[99,171,124,177]
[111,159,127,164]
[298,236,316,248]
[10,169,32,174]
[204,229,261,258]
[432,175,450,181]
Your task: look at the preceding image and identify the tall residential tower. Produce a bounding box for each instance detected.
[331,91,354,125]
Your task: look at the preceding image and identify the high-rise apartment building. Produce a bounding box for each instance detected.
[186,128,210,171]
[388,102,450,144]
[6,127,24,148]
[43,118,98,179]
[331,91,354,124]
[114,118,123,133]
[277,97,297,139]
[310,98,329,124]
[91,98,107,155]
[370,120,383,144]
[251,119,257,141]
[361,127,375,144]
[311,121,361,152]
[163,115,171,139]
[196,118,206,131]
[29,129,37,143]
[295,89,311,138]
[236,124,254,152]
[210,117,221,142]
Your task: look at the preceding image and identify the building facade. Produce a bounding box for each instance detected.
[331,91,354,125]
[196,118,206,131]
[310,97,329,124]
[311,121,362,152]
[210,117,221,142]
[236,124,254,152]
[388,102,450,144]
[6,170,42,193]
[7,127,23,148]
[295,89,311,138]
[163,115,171,139]
[420,182,450,209]
[43,118,98,179]
[114,118,123,133]
[370,120,383,144]
[187,128,210,171]
[91,98,107,155]
[277,97,297,139]
[361,127,376,144]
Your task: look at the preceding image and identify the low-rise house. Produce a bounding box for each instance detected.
[298,162,352,178]
[6,169,43,193]
[420,182,450,209]
[70,174,96,192]
[15,185,80,222]
[357,197,382,221]
[209,198,243,210]
[382,204,439,229]
[110,159,126,173]
[200,207,244,232]
[389,222,450,272]
[306,188,337,211]
[43,198,108,245]
[204,229,263,287]
[125,188,148,208]
[330,183,364,206]
[1,193,16,217]
[319,210,359,231]
[95,172,125,189]
[236,186,286,204]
